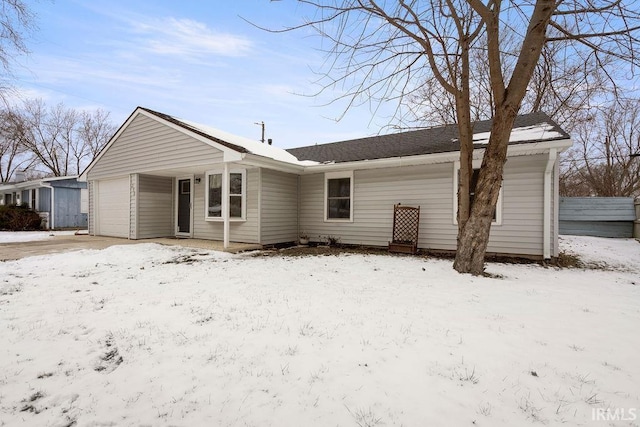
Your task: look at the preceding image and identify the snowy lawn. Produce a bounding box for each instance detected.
[0,235,639,426]
[0,230,80,243]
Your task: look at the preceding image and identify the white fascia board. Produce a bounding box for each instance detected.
[301,151,459,173]
[238,154,305,174]
[12,175,81,189]
[506,138,573,156]
[7,180,45,190]
[223,150,244,163]
[14,181,42,190]
[42,175,80,182]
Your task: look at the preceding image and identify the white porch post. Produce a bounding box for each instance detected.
[223,162,230,249]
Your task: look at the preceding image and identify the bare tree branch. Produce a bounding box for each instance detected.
[262,0,640,274]
[7,99,115,177]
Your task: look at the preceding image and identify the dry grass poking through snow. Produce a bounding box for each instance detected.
[0,236,638,426]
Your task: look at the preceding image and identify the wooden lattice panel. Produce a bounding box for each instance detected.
[389,204,420,254]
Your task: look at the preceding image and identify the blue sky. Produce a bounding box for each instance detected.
[13,0,389,148]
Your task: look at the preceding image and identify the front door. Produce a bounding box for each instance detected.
[176,178,192,236]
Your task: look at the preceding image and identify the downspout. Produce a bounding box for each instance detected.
[223,162,230,249]
[543,148,557,259]
[297,175,301,240]
[257,168,262,244]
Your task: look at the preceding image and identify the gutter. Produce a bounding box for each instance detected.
[543,148,558,259]
[239,153,305,174]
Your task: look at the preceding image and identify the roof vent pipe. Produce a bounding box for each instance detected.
[254,121,265,143]
[268,138,272,145]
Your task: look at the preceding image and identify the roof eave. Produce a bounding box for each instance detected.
[299,138,573,173]
[239,153,306,174]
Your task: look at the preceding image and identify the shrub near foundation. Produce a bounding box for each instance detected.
[0,204,42,231]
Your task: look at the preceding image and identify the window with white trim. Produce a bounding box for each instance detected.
[325,171,353,221]
[205,168,246,220]
[453,162,502,225]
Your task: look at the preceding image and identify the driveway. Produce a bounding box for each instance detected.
[0,234,262,261]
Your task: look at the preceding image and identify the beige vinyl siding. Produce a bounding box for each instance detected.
[192,167,260,243]
[487,155,545,255]
[300,163,457,249]
[136,174,173,239]
[129,175,137,239]
[260,169,298,245]
[88,181,95,235]
[87,114,224,180]
[300,154,548,256]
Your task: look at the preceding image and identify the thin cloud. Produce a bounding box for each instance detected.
[26,55,182,88]
[3,87,52,106]
[131,17,253,58]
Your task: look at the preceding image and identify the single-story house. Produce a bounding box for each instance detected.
[80,107,572,259]
[0,175,88,229]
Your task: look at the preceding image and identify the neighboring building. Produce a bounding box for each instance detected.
[559,197,636,238]
[0,176,88,229]
[80,107,572,259]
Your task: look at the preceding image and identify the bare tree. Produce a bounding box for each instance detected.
[0,0,36,99]
[409,36,612,131]
[77,108,117,159]
[9,99,115,177]
[561,99,640,197]
[268,0,640,274]
[17,99,66,176]
[0,109,32,181]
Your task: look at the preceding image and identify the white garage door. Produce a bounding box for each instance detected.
[97,177,129,238]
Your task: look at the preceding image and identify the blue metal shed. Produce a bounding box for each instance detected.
[1,176,88,229]
[559,197,636,238]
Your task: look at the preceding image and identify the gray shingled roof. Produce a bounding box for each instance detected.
[286,112,569,163]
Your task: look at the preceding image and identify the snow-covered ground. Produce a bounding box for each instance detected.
[0,230,80,243]
[0,235,638,426]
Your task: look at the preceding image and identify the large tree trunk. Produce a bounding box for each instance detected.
[455,40,474,237]
[453,109,518,275]
[453,0,554,275]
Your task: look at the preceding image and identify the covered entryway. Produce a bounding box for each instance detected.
[81,107,274,247]
[96,177,129,238]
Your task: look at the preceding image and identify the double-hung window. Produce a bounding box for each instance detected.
[205,168,246,221]
[325,171,353,221]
